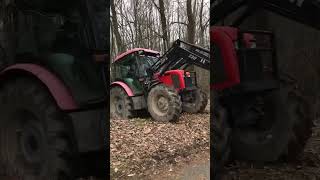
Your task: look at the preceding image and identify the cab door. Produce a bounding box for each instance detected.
[112,54,144,95]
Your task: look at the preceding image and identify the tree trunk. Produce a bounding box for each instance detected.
[111,0,124,52]
[186,0,196,44]
[199,0,205,46]
[158,0,169,51]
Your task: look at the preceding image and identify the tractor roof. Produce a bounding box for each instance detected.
[114,48,160,63]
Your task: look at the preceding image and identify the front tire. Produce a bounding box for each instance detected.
[231,86,313,161]
[212,97,231,179]
[0,78,76,179]
[147,84,182,122]
[182,88,208,113]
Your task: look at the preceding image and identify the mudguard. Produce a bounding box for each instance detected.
[111,81,134,96]
[0,63,78,111]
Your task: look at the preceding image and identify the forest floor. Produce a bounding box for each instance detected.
[222,120,320,180]
[110,104,320,180]
[110,105,210,180]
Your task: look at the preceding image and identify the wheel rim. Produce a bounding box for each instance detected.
[20,122,44,164]
[182,90,197,104]
[189,90,197,103]
[116,101,124,114]
[111,95,125,117]
[234,93,279,145]
[1,109,46,176]
[152,95,169,116]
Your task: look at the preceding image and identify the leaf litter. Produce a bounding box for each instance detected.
[110,109,210,179]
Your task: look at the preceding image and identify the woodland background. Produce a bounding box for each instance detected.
[110,0,210,92]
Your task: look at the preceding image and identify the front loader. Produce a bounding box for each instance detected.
[110,40,210,122]
[0,0,108,179]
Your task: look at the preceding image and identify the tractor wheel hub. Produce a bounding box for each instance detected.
[157,96,169,112]
[116,101,123,114]
[20,123,44,164]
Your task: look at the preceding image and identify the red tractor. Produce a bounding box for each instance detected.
[211,0,319,178]
[0,0,108,179]
[110,40,209,122]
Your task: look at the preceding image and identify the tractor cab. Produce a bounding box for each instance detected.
[111,48,160,95]
[0,0,108,107]
[0,0,109,178]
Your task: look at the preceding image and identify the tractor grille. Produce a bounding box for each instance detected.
[185,72,196,88]
[185,76,193,87]
[236,30,279,91]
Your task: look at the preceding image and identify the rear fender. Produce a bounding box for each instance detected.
[0,63,78,111]
[110,81,134,97]
[111,81,147,110]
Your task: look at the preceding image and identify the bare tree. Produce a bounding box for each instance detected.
[186,0,196,44]
[111,0,210,92]
[154,0,170,50]
[111,0,124,52]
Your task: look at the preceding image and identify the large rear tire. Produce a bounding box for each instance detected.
[0,78,76,179]
[231,85,313,161]
[110,86,134,119]
[212,97,231,179]
[182,88,208,113]
[147,84,182,122]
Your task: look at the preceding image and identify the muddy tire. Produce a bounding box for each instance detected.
[110,86,134,119]
[0,78,76,179]
[182,88,208,113]
[231,85,313,161]
[212,98,231,179]
[147,84,182,122]
[281,85,314,160]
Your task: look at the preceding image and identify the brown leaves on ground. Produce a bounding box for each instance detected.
[110,111,209,179]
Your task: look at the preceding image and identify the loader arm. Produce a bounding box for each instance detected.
[152,40,210,76]
[212,0,320,30]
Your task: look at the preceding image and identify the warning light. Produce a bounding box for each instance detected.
[185,72,191,77]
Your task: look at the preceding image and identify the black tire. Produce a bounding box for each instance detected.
[231,86,313,161]
[212,99,231,180]
[110,86,134,119]
[199,90,208,112]
[282,85,314,160]
[147,84,182,122]
[182,88,208,113]
[0,78,76,179]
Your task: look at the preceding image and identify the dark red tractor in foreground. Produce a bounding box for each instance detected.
[111,40,210,122]
[0,0,108,179]
[211,0,320,178]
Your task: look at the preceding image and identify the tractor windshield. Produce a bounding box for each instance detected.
[137,55,159,77]
[142,55,158,66]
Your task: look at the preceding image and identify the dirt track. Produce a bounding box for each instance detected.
[223,121,320,180]
[151,151,210,180]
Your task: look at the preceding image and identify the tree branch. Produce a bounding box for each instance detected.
[170,21,188,26]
